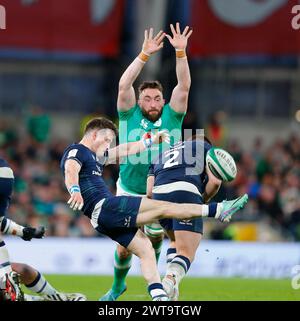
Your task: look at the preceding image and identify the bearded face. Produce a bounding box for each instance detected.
[138,88,165,122]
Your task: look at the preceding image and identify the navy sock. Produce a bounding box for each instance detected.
[172,255,191,273]
[148,283,167,300]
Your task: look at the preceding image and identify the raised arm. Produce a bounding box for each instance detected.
[117,28,165,111]
[167,23,193,114]
[105,131,170,165]
[64,159,84,211]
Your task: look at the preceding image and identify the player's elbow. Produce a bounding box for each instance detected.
[179,81,191,93]
[118,81,130,93]
[146,190,152,199]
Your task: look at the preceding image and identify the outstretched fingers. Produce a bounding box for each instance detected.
[186,29,193,39]
[182,26,190,37]
[170,23,177,36]
[149,27,154,39]
[155,30,165,44]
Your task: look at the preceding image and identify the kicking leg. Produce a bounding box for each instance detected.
[136,194,248,225]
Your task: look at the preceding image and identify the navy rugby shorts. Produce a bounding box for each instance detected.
[93,196,142,248]
[153,190,203,234]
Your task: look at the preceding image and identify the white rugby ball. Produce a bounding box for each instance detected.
[206,147,237,182]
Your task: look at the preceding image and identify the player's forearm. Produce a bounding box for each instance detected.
[108,132,166,162]
[175,54,191,91]
[64,169,80,192]
[117,140,145,158]
[119,55,148,90]
[106,140,144,164]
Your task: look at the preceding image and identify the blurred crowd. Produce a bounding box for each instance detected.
[0,110,300,241]
[220,133,300,241]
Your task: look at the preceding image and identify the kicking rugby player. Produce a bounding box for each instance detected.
[61,117,248,301]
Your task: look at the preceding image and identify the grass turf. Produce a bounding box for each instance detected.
[23,275,300,301]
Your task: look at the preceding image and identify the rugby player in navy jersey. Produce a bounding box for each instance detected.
[60,117,248,301]
[146,138,244,300]
[0,157,86,301]
[0,157,44,300]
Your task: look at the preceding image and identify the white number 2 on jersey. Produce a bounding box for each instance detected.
[163,150,180,169]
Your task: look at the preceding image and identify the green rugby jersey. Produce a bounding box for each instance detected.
[118,103,185,194]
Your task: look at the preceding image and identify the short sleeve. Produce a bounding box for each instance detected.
[118,105,138,120]
[166,103,186,123]
[65,147,86,167]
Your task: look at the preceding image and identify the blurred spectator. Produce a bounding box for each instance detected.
[280,170,300,240]
[0,119,18,148]
[26,106,51,144]
[206,111,228,147]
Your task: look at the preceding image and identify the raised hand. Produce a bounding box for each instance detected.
[165,22,193,50]
[142,28,165,55]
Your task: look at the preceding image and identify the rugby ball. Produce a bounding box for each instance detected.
[206,147,237,182]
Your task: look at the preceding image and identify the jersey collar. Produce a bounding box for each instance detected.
[139,117,162,131]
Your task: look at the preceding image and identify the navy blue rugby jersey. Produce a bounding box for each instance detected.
[149,141,212,195]
[60,143,113,218]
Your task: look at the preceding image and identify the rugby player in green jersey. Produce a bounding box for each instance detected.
[100,23,193,301]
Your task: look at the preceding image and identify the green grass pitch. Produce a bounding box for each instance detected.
[23,275,300,301]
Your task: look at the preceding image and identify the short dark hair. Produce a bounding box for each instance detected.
[138,81,163,95]
[84,117,118,136]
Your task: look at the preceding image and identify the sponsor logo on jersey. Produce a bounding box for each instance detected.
[140,119,148,130]
[153,118,162,127]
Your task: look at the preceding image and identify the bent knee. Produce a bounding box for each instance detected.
[11,263,34,277]
[117,244,132,260]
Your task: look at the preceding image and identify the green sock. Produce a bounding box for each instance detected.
[152,239,163,263]
[112,249,132,293]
